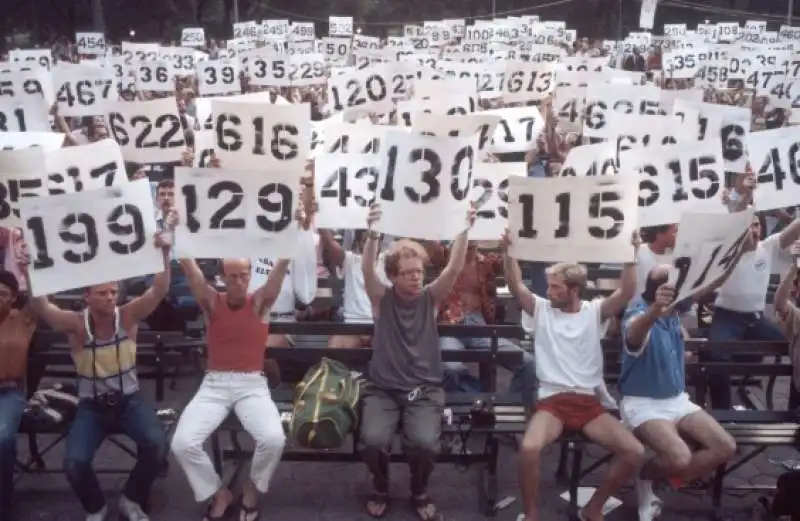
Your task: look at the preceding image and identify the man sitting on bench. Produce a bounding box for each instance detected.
[171,255,291,521]
[504,232,643,521]
[23,230,174,521]
[359,204,474,520]
[622,266,737,521]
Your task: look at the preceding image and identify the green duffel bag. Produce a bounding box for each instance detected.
[290,357,362,450]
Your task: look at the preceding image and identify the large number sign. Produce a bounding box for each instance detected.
[135,61,174,92]
[673,100,750,174]
[668,208,753,306]
[76,32,106,55]
[507,174,639,263]
[18,179,162,296]
[52,63,118,117]
[315,153,381,229]
[502,62,555,102]
[373,130,477,240]
[106,98,187,163]
[211,100,310,171]
[311,121,382,157]
[46,139,127,195]
[327,65,393,114]
[412,112,501,157]
[582,83,663,139]
[747,126,800,212]
[197,59,241,96]
[484,106,545,154]
[174,167,301,259]
[559,142,619,177]
[620,138,726,227]
[0,131,64,152]
[469,162,526,240]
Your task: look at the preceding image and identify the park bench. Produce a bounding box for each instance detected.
[209,322,528,516]
[16,329,202,481]
[555,339,797,521]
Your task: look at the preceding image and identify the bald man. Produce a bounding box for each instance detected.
[620,265,736,521]
[171,257,290,521]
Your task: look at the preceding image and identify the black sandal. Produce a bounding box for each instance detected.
[201,500,233,521]
[366,492,389,518]
[238,500,259,521]
[411,495,442,521]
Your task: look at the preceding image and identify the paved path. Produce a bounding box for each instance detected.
[12,374,797,521]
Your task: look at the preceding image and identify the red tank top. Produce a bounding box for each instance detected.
[206,292,269,372]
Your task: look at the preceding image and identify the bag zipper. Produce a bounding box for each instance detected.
[308,361,330,444]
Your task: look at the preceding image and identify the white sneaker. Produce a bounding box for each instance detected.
[635,479,663,521]
[119,496,150,521]
[86,505,108,521]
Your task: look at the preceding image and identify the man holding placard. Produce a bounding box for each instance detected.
[503,233,642,521]
[622,265,740,521]
[21,226,175,521]
[171,252,294,521]
[706,206,800,409]
[359,204,475,520]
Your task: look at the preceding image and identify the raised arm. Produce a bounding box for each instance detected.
[22,268,81,334]
[625,284,675,350]
[778,217,800,250]
[121,233,173,328]
[428,206,476,304]
[501,230,535,316]
[600,232,640,321]
[292,229,319,305]
[179,258,217,314]
[363,205,387,306]
[254,259,291,317]
[318,229,346,270]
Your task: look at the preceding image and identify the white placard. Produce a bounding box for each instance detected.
[329,16,354,37]
[372,130,477,240]
[174,167,302,259]
[0,97,49,132]
[135,61,174,92]
[0,146,48,228]
[559,142,619,177]
[211,99,309,172]
[673,100,750,174]
[181,27,206,47]
[315,154,381,229]
[106,98,187,163]
[469,162,526,240]
[311,121,381,157]
[291,22,316,41]
[668,208,753,306]
[46,139,127,195]
[620,138,726,227]
[193,130,215,167]
[197,59,241,96]
[76,32,107,55]
[608,113,686,159]
[19,179,162,296]
[327,65,393,114]
[747,127,800,212]
[322,37,352,64]
[583,83,663,139]
[507,174,639,263]
[485,106,545,154]
[502,62,555,103]
[640,0,659,30]
[0,131,64,152]
[120,42,160,65]
[10,49,52,71]
[53,63,118,116]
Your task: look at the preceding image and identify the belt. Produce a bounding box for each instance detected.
[717,307,763,321]
[270,311,295,319]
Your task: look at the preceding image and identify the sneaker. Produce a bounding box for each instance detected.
[635,479,663,521]
[86,505,108,521]
[119,496,149,521]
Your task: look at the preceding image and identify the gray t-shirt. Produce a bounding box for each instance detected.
[368,288,442,391]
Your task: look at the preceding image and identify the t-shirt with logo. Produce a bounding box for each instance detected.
[715,233,781,313]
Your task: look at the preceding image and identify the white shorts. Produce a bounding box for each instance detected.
[620,393,701,430]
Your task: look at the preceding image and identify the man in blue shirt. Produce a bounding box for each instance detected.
[621,265,736,521]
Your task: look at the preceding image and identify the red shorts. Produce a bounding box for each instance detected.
[536,393,606,430]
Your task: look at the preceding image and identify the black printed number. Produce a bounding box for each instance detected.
[107,112,185,149]
[379,145,473,204]
[24,204,146,270]
[517,191,623,240]
[215,114,299,161]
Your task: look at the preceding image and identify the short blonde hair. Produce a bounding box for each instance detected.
[545,262,588,291]
[384,239,429,277]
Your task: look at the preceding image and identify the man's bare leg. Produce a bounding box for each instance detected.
[329,335,363,348]
[266,334,290,348]
[518,410,563,521]
[675,410,736,481]
[581,414,646,521]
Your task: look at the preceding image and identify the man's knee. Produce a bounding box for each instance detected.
[713,432,736,462]
[170,424,198,458]
[64,449,93,479]
[253,426,286,453]
[360,422,393,453]
[403,424,440,456]
[661,443,693,473]
[616,438,647,466]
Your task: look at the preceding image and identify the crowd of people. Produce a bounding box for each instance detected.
[0,14,799,521]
